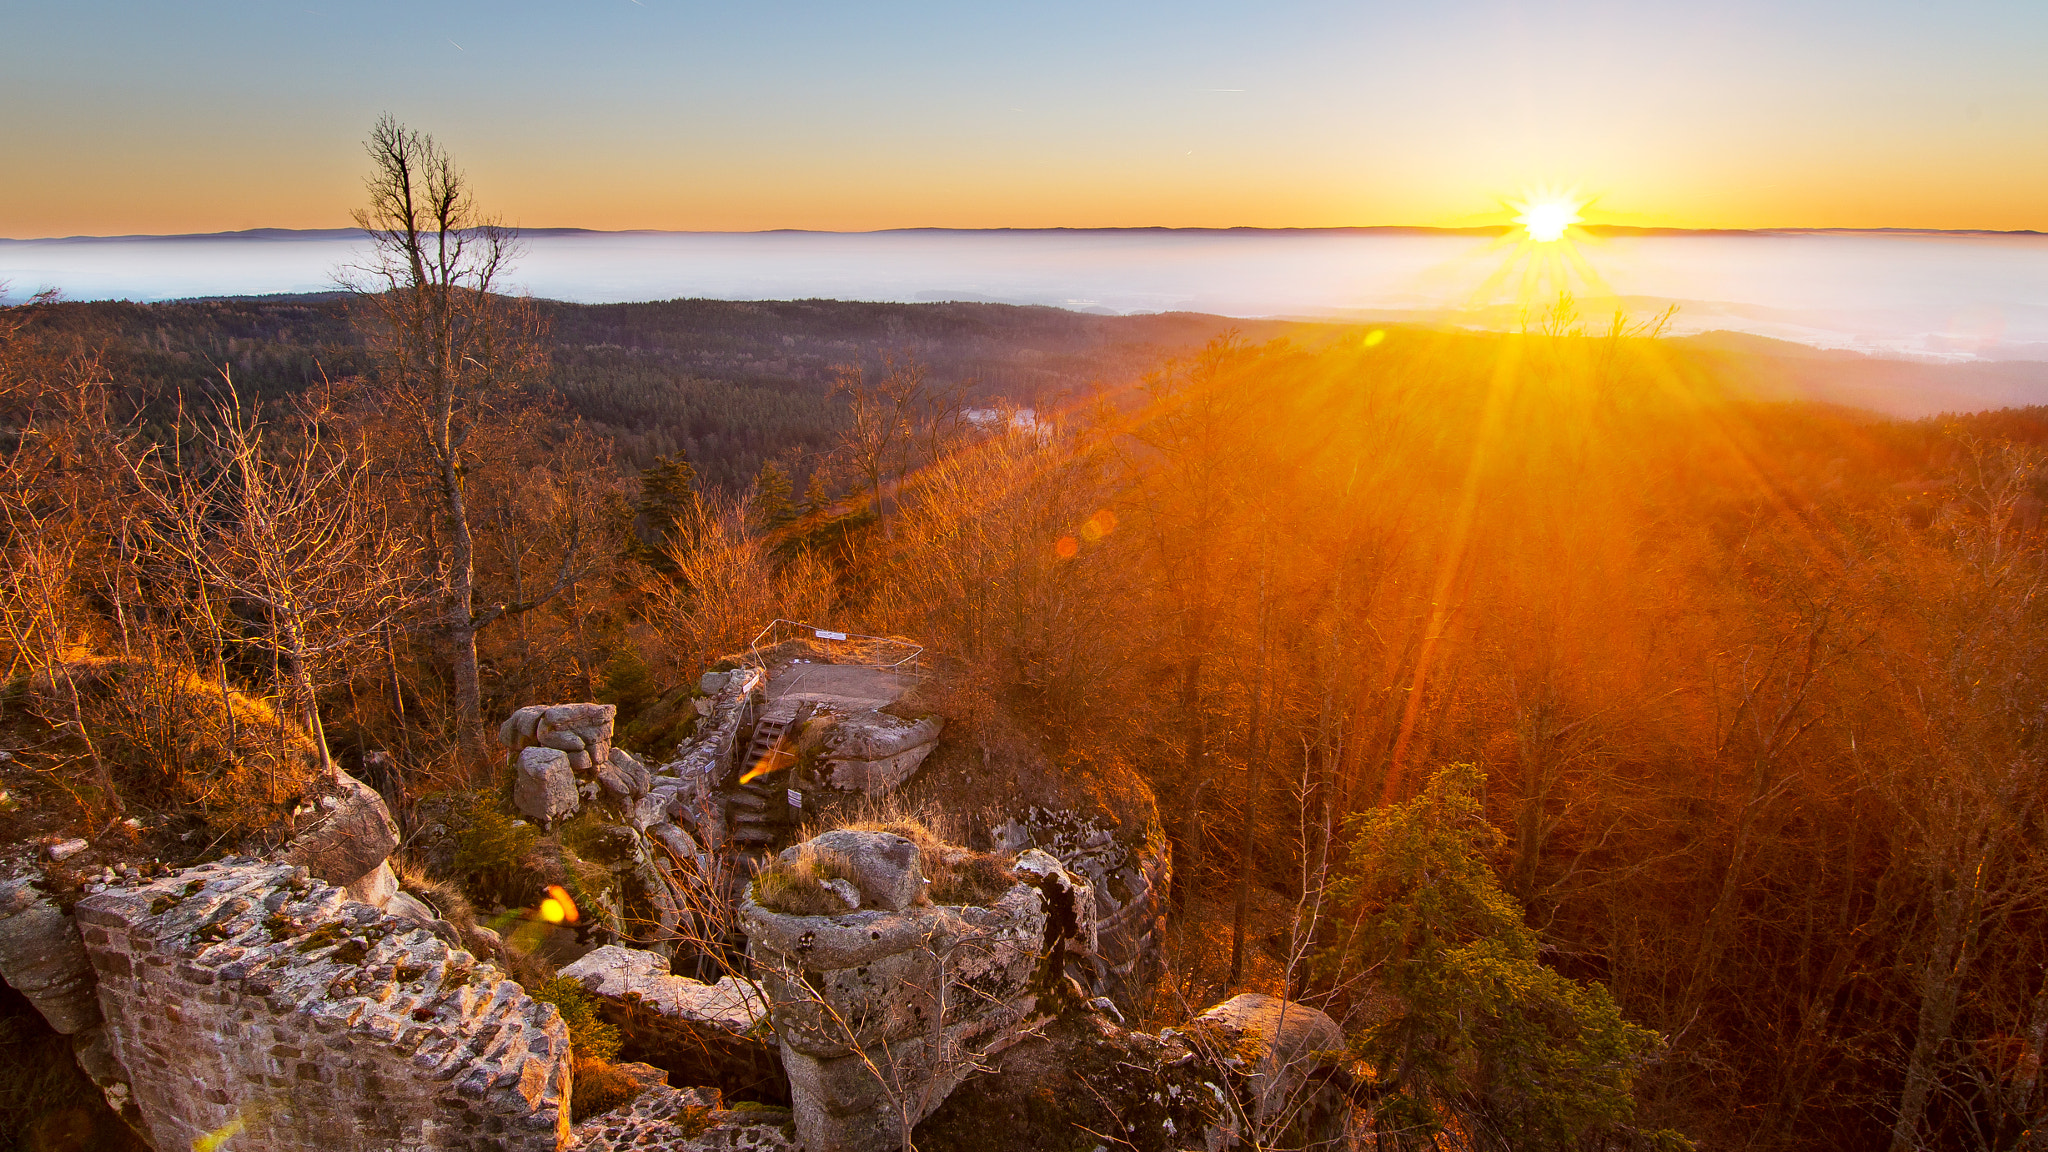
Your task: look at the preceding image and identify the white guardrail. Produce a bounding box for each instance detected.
[744,619,924,675]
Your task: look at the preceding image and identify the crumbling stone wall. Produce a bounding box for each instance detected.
[75,859,572,1152]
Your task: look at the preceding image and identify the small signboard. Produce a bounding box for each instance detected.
[786,789,804,810]
[814,629,848,641]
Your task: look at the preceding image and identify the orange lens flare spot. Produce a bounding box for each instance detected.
[1054,535,1079,559]
[1080,509,1117,542]
[539,885,578,924]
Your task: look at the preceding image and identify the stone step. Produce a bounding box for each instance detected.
[726,791,767,811]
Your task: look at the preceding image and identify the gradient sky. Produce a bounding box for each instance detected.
[4,0,2046,236]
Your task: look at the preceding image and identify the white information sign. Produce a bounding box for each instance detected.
[814,630,848,641]
[787,789,804,809]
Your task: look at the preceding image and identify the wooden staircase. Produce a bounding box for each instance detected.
[740,716,791,779]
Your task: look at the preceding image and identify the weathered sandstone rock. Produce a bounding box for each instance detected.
[573,1078,798,1151]
[921,992,1352,1151]
[75,858,572,1152]
[598,748,653,798]
[0,876,100,1033]
[284,770,399,890]
[499,704,548,755]
[516,745,580,824]
[799,829,923,912]
[1195,993,1349,1142]
[562,946,766,1033]
[818,713,942,797]
[561,945,784,1104]
[742,843,1076,1152]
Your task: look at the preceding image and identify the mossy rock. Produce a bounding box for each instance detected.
[616,683,701,758]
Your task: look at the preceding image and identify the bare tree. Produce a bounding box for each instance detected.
[343,115,564,759]
[830,352,965,538]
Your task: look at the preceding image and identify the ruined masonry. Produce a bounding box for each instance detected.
[75,859,572,1152]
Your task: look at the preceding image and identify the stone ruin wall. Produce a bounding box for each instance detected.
[75,859,571,1152]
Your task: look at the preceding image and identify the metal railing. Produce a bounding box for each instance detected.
[744,619,924,676]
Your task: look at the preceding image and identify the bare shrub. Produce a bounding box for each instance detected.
[40,655,321,835]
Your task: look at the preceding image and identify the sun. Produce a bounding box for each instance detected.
[1510,194,1583,243]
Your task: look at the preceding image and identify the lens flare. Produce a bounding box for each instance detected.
[539,884,578,924]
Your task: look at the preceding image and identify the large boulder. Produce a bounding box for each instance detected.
[799,829,923,912]
[742,841,1076,1152]
[498,704,547,755]
[514,745,579,824]
[1195,993,1350,1144]
[501,702,619,768]
[562,945,766,1032]
[0,877,100,1034]
[285,770,399,890]
[818,713,942,797]
[539,702,617,763]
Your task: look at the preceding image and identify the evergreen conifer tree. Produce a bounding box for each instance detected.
[629,451,696,574]
[799,471,832,519]
[753,461,797,532]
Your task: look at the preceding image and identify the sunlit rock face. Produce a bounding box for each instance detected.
[283,770,401,903]
[559,946,785,1105]
[739,840,1085,1152]
[75,859,572,1152]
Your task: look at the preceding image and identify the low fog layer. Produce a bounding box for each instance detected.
[4,227,2045,362]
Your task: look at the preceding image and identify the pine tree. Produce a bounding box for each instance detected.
[629,452,696,574]
[753,461,796,533]
[799,471,832,519]
[1324,763,1685,1151]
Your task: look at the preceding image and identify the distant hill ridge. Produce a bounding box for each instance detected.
[7,224,2044,244]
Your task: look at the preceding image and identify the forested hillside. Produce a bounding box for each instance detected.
[12,294,1313,490]
[8,273,2048,1148]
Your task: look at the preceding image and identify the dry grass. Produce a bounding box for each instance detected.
[750,844,861,915]
[570,1056,643,1122]
[831,812,1018,908]
[33,655,322,835]
[392,856,508,962]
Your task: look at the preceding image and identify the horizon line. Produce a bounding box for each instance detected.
[5,224,2046,244]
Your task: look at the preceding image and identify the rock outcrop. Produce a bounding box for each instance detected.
[0,876,100,1034]
[572,1075,799,1151]
[284,770,400,902]
[1194,994,1350,1146]
[919,994,1353,1151]
[561,945,783,1104]
[75,859,573,1151]
[815,712,942,796]
[515,746,581,825]
[740,832,1080,1152]
[991,804,1169,1004]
